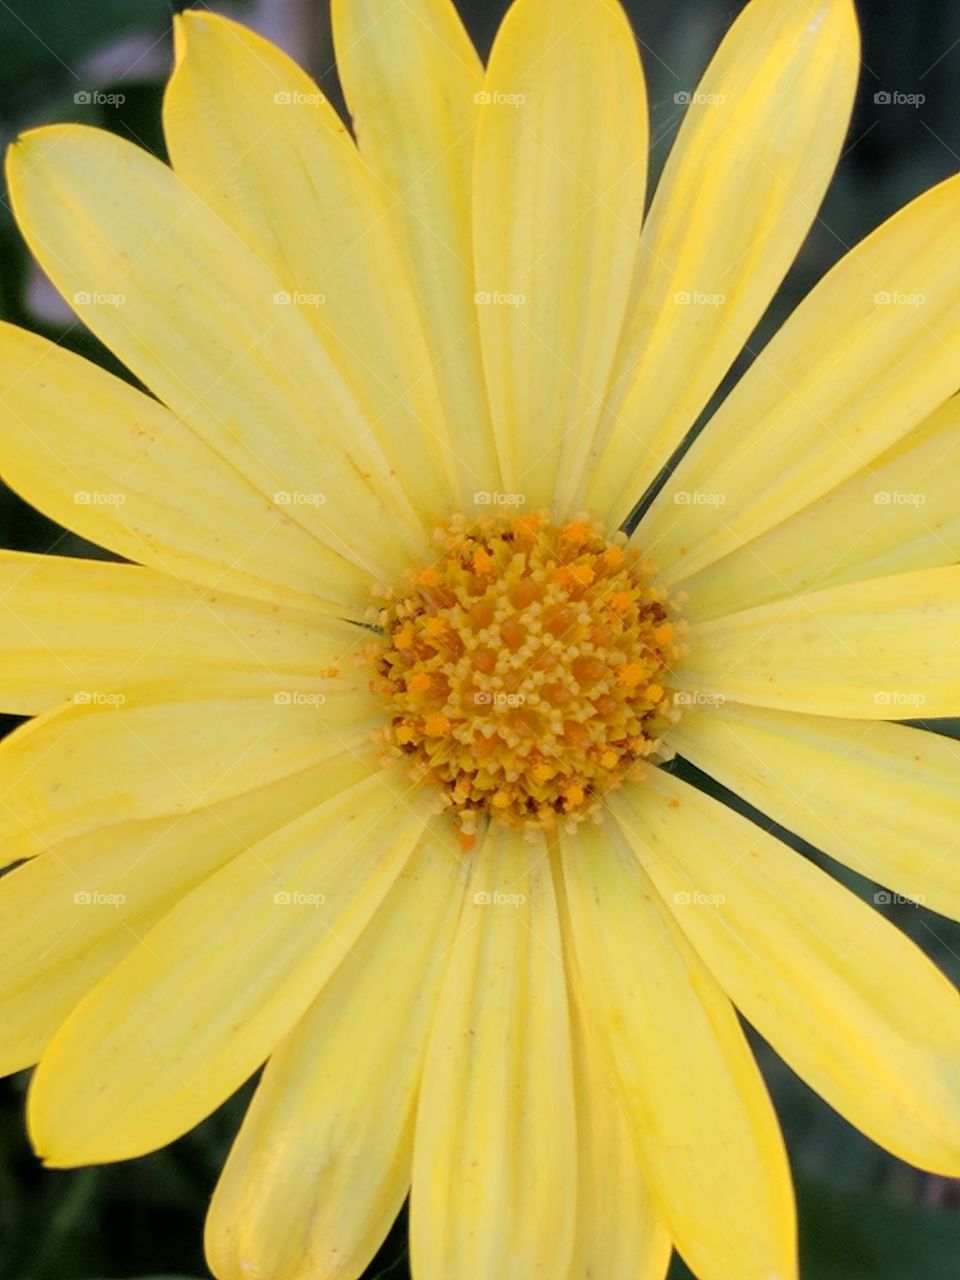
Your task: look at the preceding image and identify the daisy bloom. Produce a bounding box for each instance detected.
[1,0,960,1277]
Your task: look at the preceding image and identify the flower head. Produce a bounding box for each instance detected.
[0,1,959,1279]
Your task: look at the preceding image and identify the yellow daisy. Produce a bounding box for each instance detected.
[1,0,959,1277]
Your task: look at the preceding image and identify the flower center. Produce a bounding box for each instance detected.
[367,512,683,843]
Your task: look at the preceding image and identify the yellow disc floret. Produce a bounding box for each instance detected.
[367,511,685,840]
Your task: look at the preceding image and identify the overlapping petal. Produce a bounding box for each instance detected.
[0,552,361,718]
[679,393,960,621]
[0,676,379,867]
[642,171,960,583]
[6,126,427,580]
[473,0,648,513]
[669,703,960,922]
[674,565,960,717]
[332,0,500,500]
[29,766,433,1165]
[206,816,469,1280]
[587,0,859,523]
[0,757,372,1077]
[411,827,577,1280]
[614,769,960,1175]
[165,12,460,520]
[560,821,796,1280]
[0,324,366,615]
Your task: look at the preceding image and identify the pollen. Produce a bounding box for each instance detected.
[367,511,685,836]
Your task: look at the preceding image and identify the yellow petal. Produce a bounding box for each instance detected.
[0,677,379,866]
[6,125,427,579]
[331,0,501,504]
[411,827,577,1280]
[560,820,796,1280]
[587,0,859,524]
[473,0,647,513]
[0,551,362,718]
[29,766,432,1165]
[670,703,960,922]
[676,565,960,717]
[680,392,960,621]
[614,769,960,1175]
[0,755,374,1077]
[0,322,365,615]
[568,978,672,1280]
[165,12,459,521]
[206,816,469,1280]
[642,169,960,582]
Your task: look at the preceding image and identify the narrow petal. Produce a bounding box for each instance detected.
[587,0,859,524]
[473,0,647,512]
[0,677,379,866]
[332,0,501,502]
[669,703,960,922]
[641,169,960,582]
[679,393,960,621]
[568,978,672,1280]
[560,820,796,1280]
[613,769,960,1175]
[411,827,577,1280]
[28,766,433,1165]
[0,322,366,614]
[0,756,374,1077]
[675,565,960,717]
[6,125,428,579]
[0,551,362,717]
[206,816,469,1280]
[165,12,460,519]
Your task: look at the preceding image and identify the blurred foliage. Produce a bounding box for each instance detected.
[0,0,959,1277]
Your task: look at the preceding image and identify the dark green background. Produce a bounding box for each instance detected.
[0,1,958,1277]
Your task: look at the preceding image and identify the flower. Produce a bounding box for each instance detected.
[0,0,959,1277]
